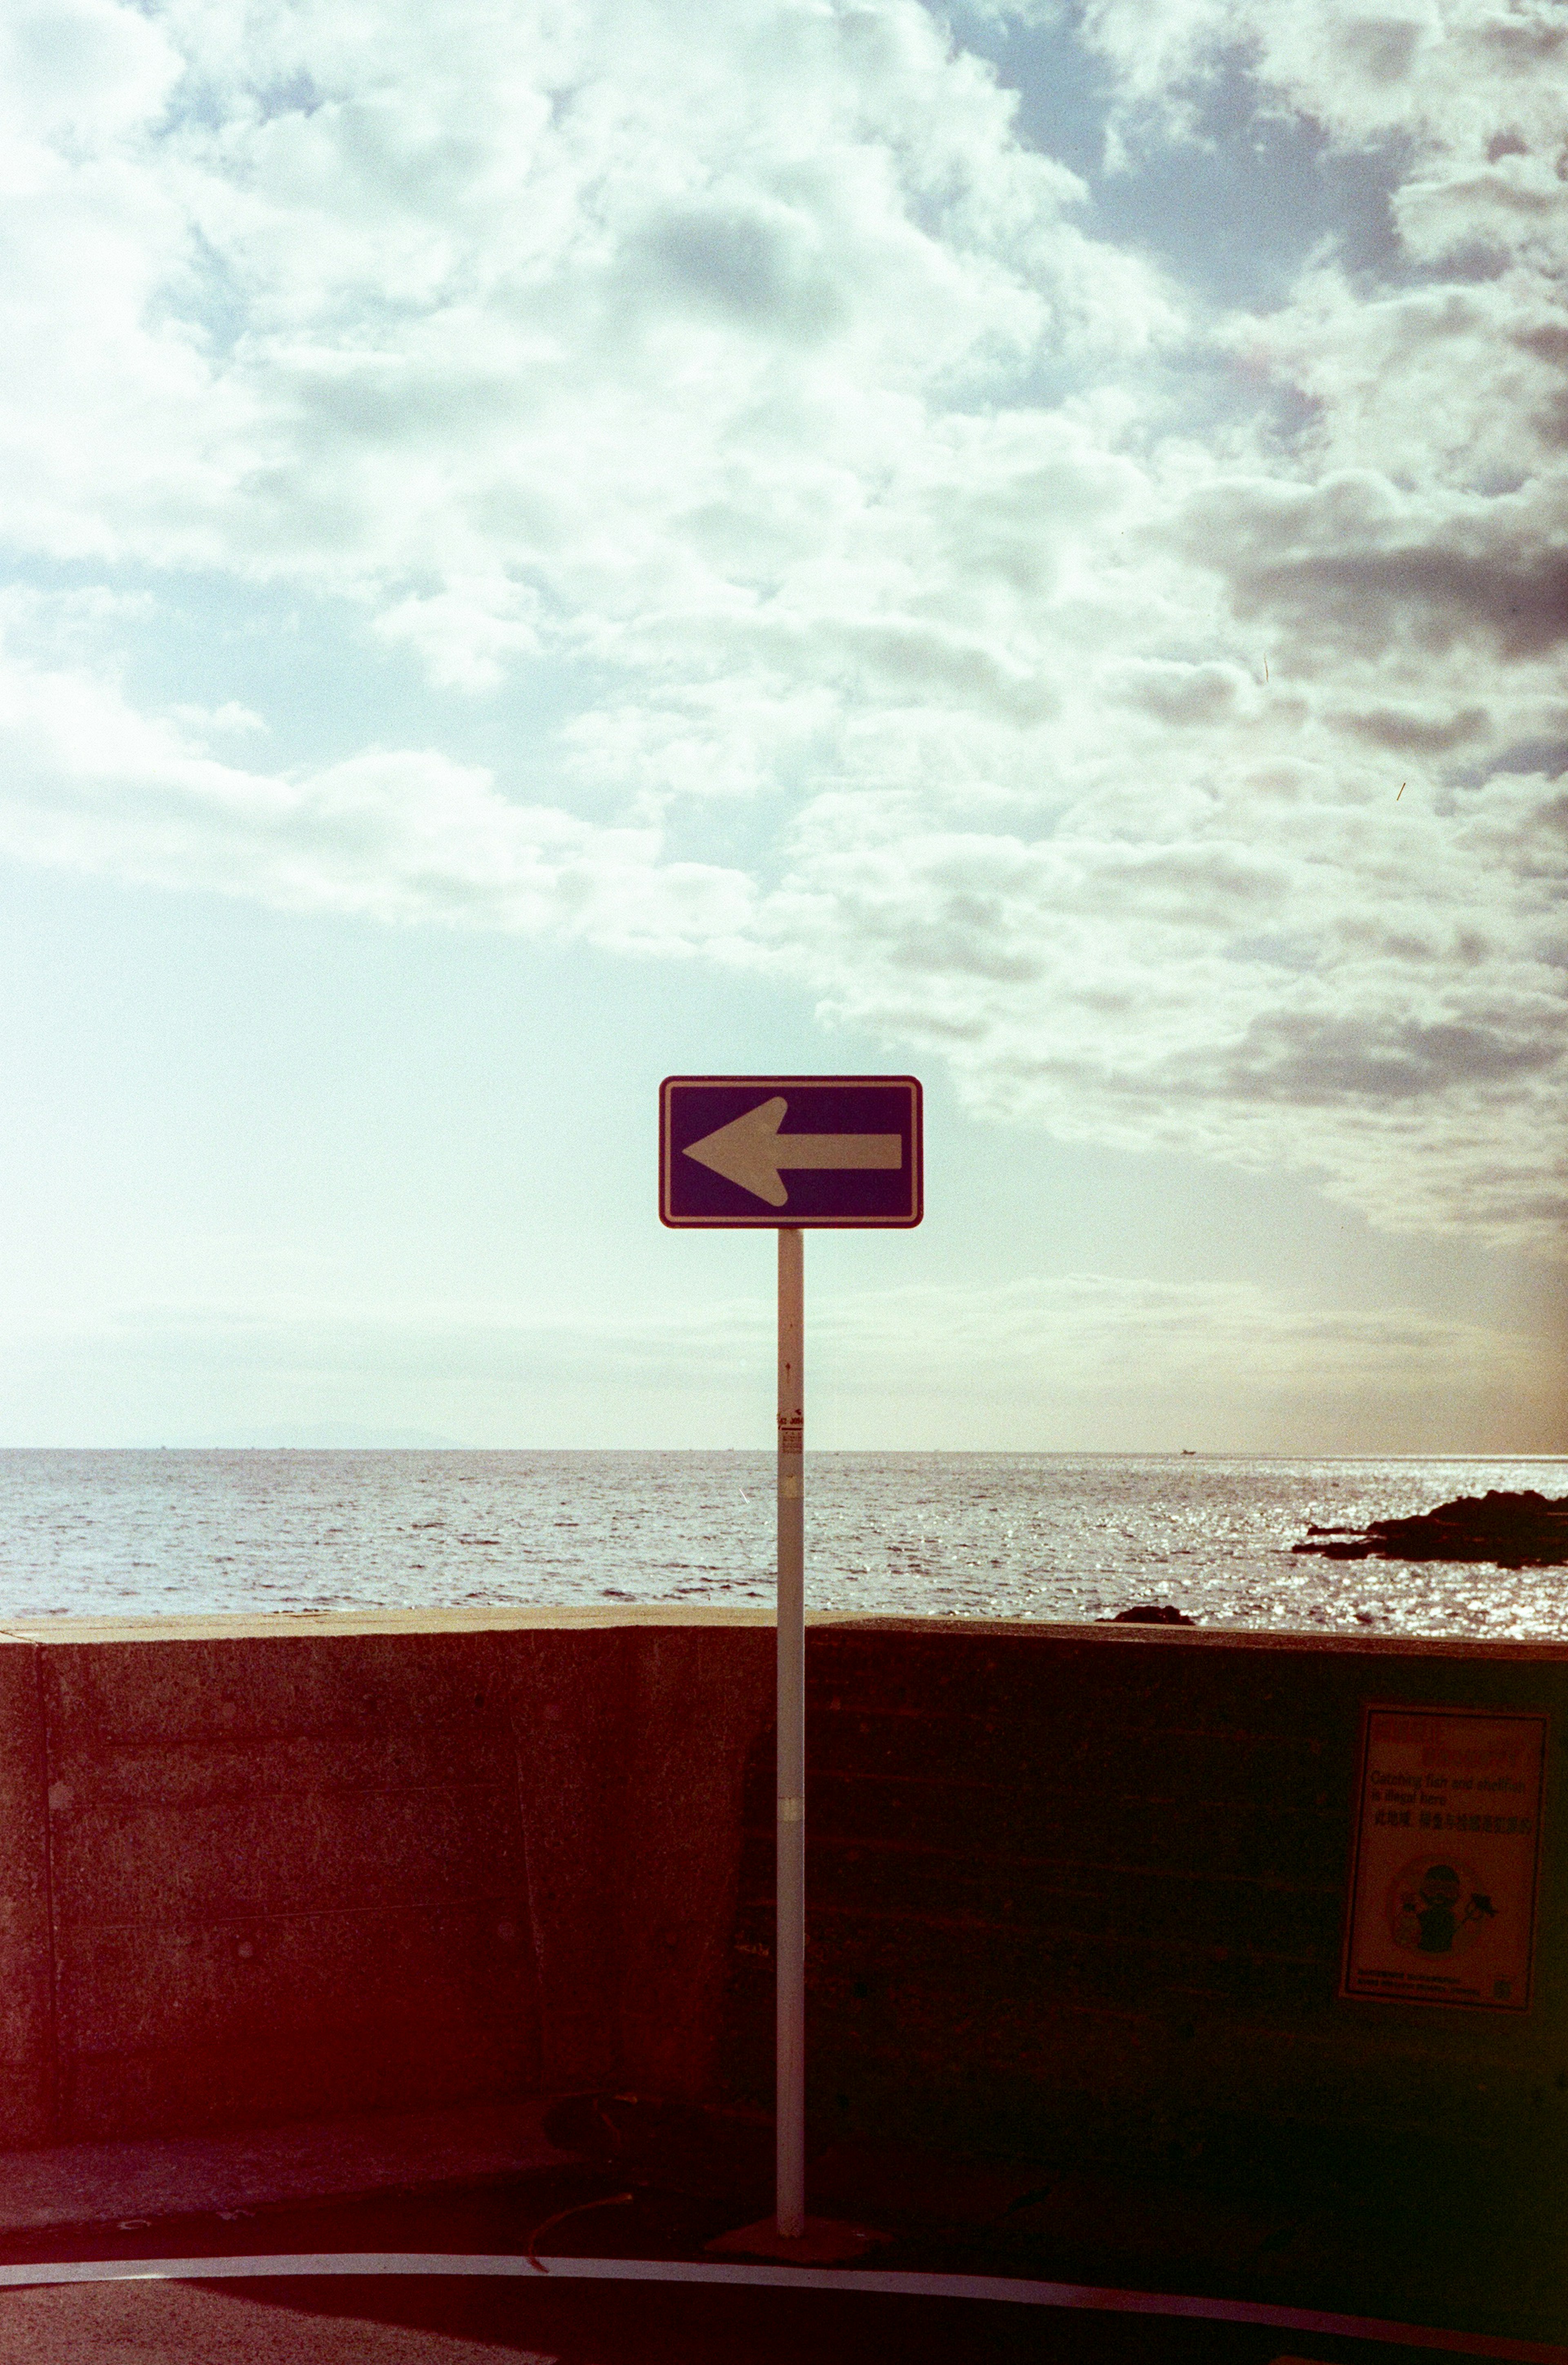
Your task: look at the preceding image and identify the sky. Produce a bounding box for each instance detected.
[1,0,1564,1453]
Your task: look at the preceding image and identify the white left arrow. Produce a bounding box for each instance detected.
[684,1096,902,1207]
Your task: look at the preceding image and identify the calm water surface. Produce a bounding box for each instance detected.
[0,1451,1564,1637]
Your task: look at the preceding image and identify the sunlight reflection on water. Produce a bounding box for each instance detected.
[0,1450,1563,1637]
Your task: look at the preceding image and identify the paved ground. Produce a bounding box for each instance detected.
[0,2100,576,2235]
[0,2272,1475,2365]
[0,2099,1560,2364]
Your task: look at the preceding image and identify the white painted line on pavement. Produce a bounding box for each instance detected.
[0,2253,1559,2363]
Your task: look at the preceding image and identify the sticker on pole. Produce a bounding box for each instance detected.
[659,1076,922,1227]
[1340,1703,1548,2012]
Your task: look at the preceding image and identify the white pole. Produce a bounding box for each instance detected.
[775,1225,806,2239]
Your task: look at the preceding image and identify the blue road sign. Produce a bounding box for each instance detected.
[660,1076,923,1227]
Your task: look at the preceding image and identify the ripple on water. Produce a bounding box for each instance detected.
[0,1450,1562,1637]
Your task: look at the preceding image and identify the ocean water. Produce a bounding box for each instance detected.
[0,1451,1564,1639]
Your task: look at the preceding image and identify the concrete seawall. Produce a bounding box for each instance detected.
[0,1607,1562,2195]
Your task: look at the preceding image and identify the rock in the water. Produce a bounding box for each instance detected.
[1108,1603,1197,1625]
[1293,1489,1568,1570]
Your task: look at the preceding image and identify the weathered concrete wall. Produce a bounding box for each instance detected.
[720,1623,1568,2191]
[0,1639,53,2147]
[0,1608,1563,2192]
[0,1609,772,2145]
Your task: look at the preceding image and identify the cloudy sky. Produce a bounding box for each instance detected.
[2,0,1564,1451]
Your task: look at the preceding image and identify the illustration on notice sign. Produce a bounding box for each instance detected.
[1388,1857,1496,1956]
[1341,1704,1548,2011]
[659,1076,922,1227]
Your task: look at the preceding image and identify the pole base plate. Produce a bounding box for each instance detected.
[705,2214,887,2265]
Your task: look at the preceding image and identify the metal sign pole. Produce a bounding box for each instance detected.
[662,1073,920,2265]
[775,1224,806,2240]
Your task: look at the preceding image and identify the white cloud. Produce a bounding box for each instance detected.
[0,0,1563,1254]
[1076,0,1568,162]
[4,1270,1555,1450]
[0,638,757,953]
[169,698,267,738]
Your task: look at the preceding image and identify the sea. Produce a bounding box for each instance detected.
[0,1451,1564,1639]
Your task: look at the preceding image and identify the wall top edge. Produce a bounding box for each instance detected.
[0,1606,1562,1659]
[0,1603,777,1643]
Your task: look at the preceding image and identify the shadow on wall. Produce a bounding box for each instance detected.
[0,1611,1561,2210]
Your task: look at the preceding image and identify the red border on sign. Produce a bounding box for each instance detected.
[1338,1700,1549,2012]
[658,1074,924,1228]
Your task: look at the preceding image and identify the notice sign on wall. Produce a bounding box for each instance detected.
[1341,1704,1548,2012]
